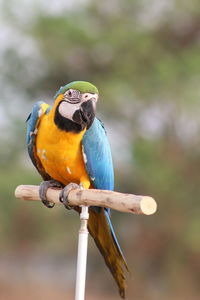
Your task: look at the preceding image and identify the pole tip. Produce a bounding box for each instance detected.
[140,196,157,215]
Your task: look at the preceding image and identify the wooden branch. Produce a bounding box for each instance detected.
[15,185,157,215]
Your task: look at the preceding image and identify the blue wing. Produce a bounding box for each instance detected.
[84,119,129,295]
[82,117,114,191]
[26,101,51,180]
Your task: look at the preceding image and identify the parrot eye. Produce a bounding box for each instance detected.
[64,89,81,104]
[67,90,72,97]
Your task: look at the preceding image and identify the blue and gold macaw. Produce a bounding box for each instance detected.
[26,81,129,298]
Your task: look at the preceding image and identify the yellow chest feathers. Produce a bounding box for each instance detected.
[36,114,91,188]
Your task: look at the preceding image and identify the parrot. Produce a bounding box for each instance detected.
[26,81,129,298]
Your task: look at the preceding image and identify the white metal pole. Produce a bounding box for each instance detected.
[75,206,89,300]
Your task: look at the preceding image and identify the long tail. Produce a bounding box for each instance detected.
[88,207,129,298]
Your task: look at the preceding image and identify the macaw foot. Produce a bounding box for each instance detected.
[39,179,63,208]
[59,183,80,210]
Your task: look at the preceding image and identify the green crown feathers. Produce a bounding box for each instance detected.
[55,81,99,99]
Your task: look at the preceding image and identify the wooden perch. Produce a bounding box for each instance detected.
[15,185,157,215]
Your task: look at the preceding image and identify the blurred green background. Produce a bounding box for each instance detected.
[1,0,200,299]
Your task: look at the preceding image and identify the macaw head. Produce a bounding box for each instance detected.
[54,81,99,133]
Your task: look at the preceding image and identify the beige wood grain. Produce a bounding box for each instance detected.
[15,185,157,215]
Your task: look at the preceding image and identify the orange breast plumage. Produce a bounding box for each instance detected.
[35,112,91,188]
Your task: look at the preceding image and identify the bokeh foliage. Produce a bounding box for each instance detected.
[1,0,200,299]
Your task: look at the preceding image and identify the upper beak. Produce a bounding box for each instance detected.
[80,100,96,128]
[72,99,95,129]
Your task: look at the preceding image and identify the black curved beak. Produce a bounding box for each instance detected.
[72,100,95,129]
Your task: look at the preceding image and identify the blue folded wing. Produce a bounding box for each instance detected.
[83,119,128,289]
[26,101,51,180]
[82,118,114,191]
[26,101,44,168]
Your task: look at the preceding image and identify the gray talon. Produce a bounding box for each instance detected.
[59,183,80,210]
[39,180,63,208]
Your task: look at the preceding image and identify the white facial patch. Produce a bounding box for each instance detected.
[58,101,81,120]
[58,92,98,120]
